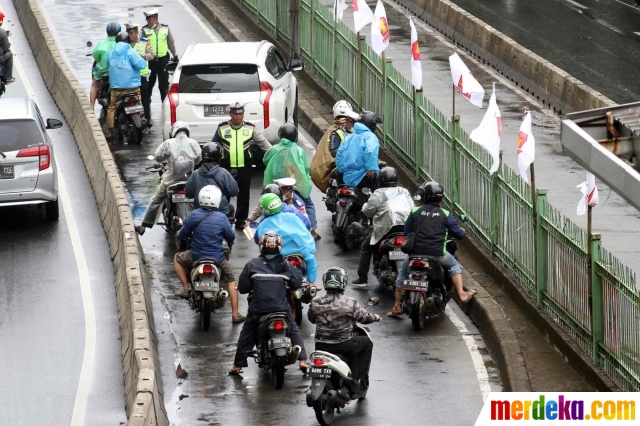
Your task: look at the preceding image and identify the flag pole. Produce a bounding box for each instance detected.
[526,106,539,291]
[382,49,387,148]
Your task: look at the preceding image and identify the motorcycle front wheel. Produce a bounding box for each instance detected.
[271,357,286,389]
[313,380,335,425]
[200,298,212,331]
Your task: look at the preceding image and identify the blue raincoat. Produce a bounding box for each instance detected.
[106,42,147,89]
[255,210,318,282]
[335,122,380,187]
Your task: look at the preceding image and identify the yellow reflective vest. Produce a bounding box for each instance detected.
[142,25,170,57]
[218,123,254,168]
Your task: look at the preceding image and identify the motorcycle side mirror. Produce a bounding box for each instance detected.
[147,155,154,161]
[361,187,372,196]
[6,31,11,38]
[86,41,93,48]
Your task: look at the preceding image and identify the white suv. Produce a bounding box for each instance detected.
[161,41,303,144]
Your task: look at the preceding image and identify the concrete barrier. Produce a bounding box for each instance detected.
[12,0,169,424]
[393,0,615,114]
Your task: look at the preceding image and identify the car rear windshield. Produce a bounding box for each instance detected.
[0,120,43,152]
[179,64,260,94]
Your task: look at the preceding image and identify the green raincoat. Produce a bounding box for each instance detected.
[263,138,313,199]
[92,36,117,80]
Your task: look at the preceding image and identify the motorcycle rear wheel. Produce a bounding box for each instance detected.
[411,296,426,331]
[271,358,286,389]
[200,298,212,331]
[313,381,335,425]
[337,214,357,251]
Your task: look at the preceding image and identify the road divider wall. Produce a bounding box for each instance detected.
[12,0,169,424]
[392,0,614,115]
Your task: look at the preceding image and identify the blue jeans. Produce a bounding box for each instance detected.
[300,195,317,229]
[394,252,462,290]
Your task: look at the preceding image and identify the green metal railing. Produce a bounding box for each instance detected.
[236,0,639,391]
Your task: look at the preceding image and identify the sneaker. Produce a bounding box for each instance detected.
[310,229,321,241]
[235,220,246,230]
[351,278,368,289]
[135,225,145,236]
[5,78,15,84]
[232,313,246,323]
[175,290,190,299]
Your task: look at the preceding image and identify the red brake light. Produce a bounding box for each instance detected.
[410,259,427,268]
[128,97,137,106]
[313,357,325,366]
[259,81,272,129]
[339,188,352,196]
[412,274,421,280]
[339,201,347,207]
[288,258,301,267]
[17,145,50,171]
[168,83,179,126]
[177,188,186,194]
[273,320,285,331]
[394,237,405,248]
[202,264,213,275]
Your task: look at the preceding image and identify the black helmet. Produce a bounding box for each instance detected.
[378,166,398,188]
[278,123,298,142]
[201,142,222,162]
[261,183,283,199]
[106,22,122,37]
[322,266,348,292]
[258,231,283,256]
[115,31,130,43]
[417,181,444,203]
[359,111,383,132]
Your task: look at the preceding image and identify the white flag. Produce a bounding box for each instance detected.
[517,111,535,184]
[334,0,348,22]
[371,0,390,55]
[470,83,502,174]
[352,0,374,33]
[576,172,599,215]
[409,17,422,90]
[449,53,485,108]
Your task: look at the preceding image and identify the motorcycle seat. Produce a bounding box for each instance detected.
[257,311,289,324]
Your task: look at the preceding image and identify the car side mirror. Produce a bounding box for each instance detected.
[46,118,63,129]
[288,58,304,72]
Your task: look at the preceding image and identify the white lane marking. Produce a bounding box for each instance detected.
[565,0,589,9]
[9,15,97,426]
[445,305,492,402]
[175,0,221,42]
[611,0,639,10]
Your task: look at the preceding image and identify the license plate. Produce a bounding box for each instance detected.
[125,105,143,114]
[195,281,219,291]
[309,367,332,379]
[389,250,407,260]
[0,165,14,179]
[171,194,193,203]
[268,337,291,350]
[404,280,428,291]
[204,105,230,117]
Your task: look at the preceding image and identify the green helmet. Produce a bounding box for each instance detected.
[260,193,283,216]
[322,267,348,292]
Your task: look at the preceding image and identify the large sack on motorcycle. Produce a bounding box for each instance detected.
[309,125,338,193]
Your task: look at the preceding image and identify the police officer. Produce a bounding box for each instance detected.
[212,102,271,229]
[127,23,154,133]
[141,8,178,103]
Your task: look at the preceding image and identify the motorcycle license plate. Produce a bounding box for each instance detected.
[171,194,193,203]
[403,280,428,291]
[268,337,291,350]
[309,367,332,379]
[125,105,143,114]
[388,250,407,260]
[194,281,219,291]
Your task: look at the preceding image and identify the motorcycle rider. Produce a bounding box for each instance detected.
[351,167,414,288]
[263,123,320,240]
[141,8,178,103]
[126,22,154,133]
[185,142,238,217]
[0,11,14,84]
[335,111,383,191]
[388,181,476,318]
[229,231,309,375]
[246,183,310,229]
[309,100,359,193]
[90,22,121,108]
[174,185,245,323]
[308,267,381,392]
[254,194,317,286]
[135,121,201,235]
[212,102,271,229]
[274,178,308,216]
[105,31,147,142]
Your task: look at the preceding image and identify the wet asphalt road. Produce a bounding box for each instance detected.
[0,1,125,424]
[37,0,501,423]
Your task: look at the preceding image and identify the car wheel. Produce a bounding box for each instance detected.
[45,199,59,220]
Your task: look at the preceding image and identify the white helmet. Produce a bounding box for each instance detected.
[199,185,222,208]
[171,121,190,138]
[274,177,296,188]
[143,8,159,17]
[333,100,360,120]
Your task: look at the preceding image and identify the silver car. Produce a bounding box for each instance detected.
[0,99,63,220]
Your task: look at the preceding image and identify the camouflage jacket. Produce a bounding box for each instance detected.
[308,292,377,344]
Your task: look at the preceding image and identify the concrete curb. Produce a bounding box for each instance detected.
[392,0,615,115]
[12,0,170,423]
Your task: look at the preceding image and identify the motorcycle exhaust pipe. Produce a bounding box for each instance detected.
[287,345,301,365]
[220,290,229,298]
[327,390,350,405]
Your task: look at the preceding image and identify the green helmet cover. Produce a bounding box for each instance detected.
[260,193,283,216]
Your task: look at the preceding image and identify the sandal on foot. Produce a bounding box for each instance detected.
[299,361,309,373]
[386,306,404,318]
[228,366,243,375]
[460,289,477,304]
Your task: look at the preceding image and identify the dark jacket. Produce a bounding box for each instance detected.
[185,162,239,212]
[238,255,302,316]
[404,202,465,257]
[308,292,377,344]
[177,207,235,262]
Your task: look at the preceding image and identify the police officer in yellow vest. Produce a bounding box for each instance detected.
[127,23,154,133]
[212,102,271,229]
[141,8,178,103]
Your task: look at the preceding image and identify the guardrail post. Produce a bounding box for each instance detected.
[489,151,503,257]
[450,115,460,212]
[383,56,393,150]
[309,0,315,74]
[590,233,603,365]
[289,0,300,58]
[536,188,548,308]
[358,34,366,110]
[414,90,424,178]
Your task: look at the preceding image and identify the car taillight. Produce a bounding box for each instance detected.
[288,258,301,267]
[273,320,285,331]
[128,97,137,106]
[313,357,325,366]
[339,188,353,196]
[168,83,179,126]
[410,259,427,268]
[202,264,213,275]
[259,81,272,129]
[394,237,405,248]
[17,145,50,171]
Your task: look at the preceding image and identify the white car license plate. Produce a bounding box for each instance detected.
[204,104,230,117]
[388,250,407,260]
[404,280,428,290]
[309,367,332,379]
[125,105,143,114]
[268,337,291,350]
[195,281,219,291]
[171,194,193,203]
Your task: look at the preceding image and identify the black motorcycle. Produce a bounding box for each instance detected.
[96,72,110,121]
[283,254,317,326]
[373,227,407,288]
[251,312,301,389]
[113,91,145,144]
[332,185,371,251]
